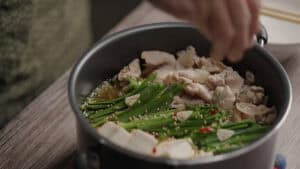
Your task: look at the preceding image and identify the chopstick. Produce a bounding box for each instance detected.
[261,6,300,25]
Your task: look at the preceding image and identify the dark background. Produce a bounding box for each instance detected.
[90,0,141,41]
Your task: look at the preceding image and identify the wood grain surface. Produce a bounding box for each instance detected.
[0,2,300,169]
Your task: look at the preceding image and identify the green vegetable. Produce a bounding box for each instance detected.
[80,72,272,155]
[116,83,182,122]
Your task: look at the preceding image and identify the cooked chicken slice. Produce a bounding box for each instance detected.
[213,86,236,109]
[177,69,210,84]
[126,130,158,155]
[185,83,213,102]
[153,65,176,83]
[235,102,276,123]
[195,57,226,73]
[224,70,244,93]
[207,73,226,89]
[237,85,265,104]
[118,59,142,81]
[245,70,255,84]
[164,72,193,85]
[170,102,186,110]
[176,46,198,69]
[231,108,243,122]
[170,96,205,110]
[154,138,195,159]
[236,102,272,116]
[256,108,277,124]
[141,51,176,66]
[97,122,131,147]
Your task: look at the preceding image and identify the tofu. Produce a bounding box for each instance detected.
[97,122,131,147]
[110,127,131,147]
[126,129,158,155]
[154,139,195,159]
[97,121,120,138]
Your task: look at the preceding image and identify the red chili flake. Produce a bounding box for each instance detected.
[152,147,157,154]
[199,127,212,134]
[210,109,218,115]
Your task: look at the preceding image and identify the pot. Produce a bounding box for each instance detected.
[68,23,292,169]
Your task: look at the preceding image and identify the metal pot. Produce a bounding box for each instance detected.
[68,23,292,169]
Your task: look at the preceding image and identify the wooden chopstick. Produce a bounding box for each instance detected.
[261,6,300,25]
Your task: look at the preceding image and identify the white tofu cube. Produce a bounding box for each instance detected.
[110,126,131,147]
[97,122,120,138]
[155,139,195,159]
[97,122,131,147]
[126,130,158,155]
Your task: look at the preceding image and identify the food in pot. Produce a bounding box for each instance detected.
[80,46,276,159]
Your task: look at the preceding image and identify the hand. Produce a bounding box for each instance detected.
[149,0,261,62]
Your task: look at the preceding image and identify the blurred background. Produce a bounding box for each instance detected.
[90,0,141,41]
[0,0,141,128]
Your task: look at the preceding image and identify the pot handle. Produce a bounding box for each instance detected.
[256,24,268,47]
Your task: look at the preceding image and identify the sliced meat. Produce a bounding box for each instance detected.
[237,85,265,105]
[236,102,272,116]
[126,129,158,155]
[177,69,210,84]
[171,96,205,110]
[207,69,243,92]
[185,83,213,102]
[118,59,142,81]
[255,107,277,124]
[164,72,193,85]
[245,70,255,84]
[141,51,176,66]
[195,57,226,73]
[235,102,276,123]
[213,86,236,109]
[224,70,244,93]
[231,108,243,122]
[153,65,176,83]
[154,139,195,159]
[207,73,226,89]
[170,102,186,110]
[176,46,198,69]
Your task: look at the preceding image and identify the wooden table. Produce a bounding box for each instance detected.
[1,2,300,169]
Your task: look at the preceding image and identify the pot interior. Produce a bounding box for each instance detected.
[70,23,291,161]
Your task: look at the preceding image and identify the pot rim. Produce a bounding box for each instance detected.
[68,22,292,165]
